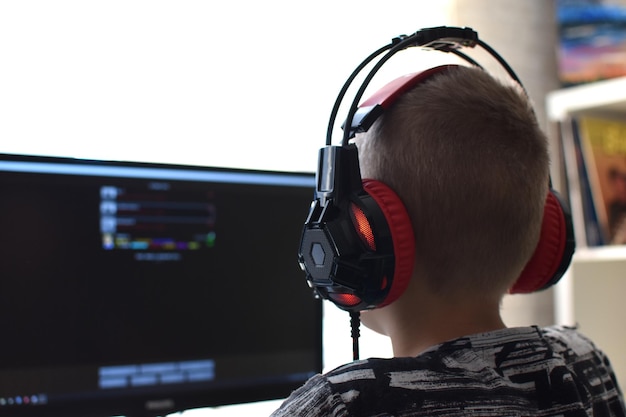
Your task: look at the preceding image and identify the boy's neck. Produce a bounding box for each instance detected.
[362,282,507,358]
[388,297,506,357]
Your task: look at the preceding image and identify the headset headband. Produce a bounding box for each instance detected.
[326,26,524,147]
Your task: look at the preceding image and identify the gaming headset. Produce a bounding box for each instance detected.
[298,26,576,314]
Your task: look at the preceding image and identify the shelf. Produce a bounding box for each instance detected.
[547,77,626,256]
[574,245,626,262]
[547,76,626,121]
[548,76,626,387]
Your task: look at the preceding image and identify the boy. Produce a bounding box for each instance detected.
[271,65,625,416]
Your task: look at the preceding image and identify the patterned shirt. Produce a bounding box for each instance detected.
[271,326,625,417]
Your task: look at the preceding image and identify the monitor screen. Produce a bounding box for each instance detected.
[0,153,322,417]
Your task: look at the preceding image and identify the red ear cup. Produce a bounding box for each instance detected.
[362,179,415,307]
[510,191,575,294]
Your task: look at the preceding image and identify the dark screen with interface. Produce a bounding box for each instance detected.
[0,154,322,417]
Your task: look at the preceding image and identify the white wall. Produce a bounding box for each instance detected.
[0,1,456,173]
[0,2,458,416]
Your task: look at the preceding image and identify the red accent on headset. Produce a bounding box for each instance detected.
[350,65,458,137]
[381,276,388,290]
[359,65,459,110]
[350,203,377,251]
[362,180,415,308]
[329,293,362,308]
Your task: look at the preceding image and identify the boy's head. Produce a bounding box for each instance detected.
[354,65,550,301]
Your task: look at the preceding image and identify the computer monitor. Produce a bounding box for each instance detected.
[0,153,322,417]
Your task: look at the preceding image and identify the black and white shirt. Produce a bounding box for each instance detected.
[271,326,625,417]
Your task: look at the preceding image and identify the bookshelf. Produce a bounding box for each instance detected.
[546,77,626,387]
[547,76,626,121]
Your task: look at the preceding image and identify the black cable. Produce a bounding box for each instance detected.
[477,39,525,90]
[350,311,361,361]
[325,44,393,146]
[450,49,483,69]
[341,34,420,146]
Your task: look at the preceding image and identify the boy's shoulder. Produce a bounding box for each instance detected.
[319,325,624,416]
[326,325,546,379]
[272,326,625,417]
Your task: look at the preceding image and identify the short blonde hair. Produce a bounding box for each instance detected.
[355,66,549,298]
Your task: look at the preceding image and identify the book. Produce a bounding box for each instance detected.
[572,118,606,246]
[575,115,626,245]
[559,117,605,247]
